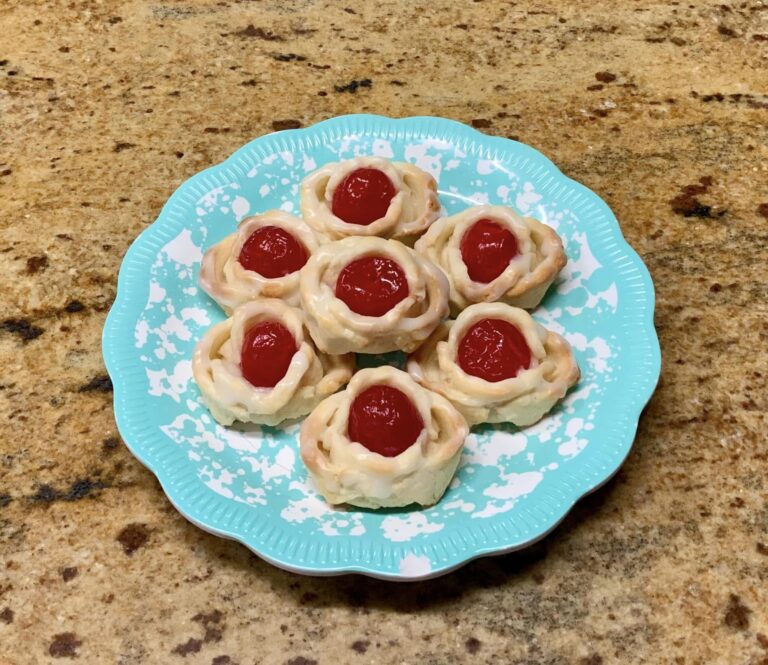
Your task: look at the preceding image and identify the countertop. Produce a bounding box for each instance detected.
[1,1,767,663]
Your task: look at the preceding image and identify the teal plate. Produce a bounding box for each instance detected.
[103,115,660,580]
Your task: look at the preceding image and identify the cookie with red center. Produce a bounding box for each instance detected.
[407,302,579,427]
[415,205,567,314]
[200,211,321,313]
[299,236,449,355]
[301,156,440,241]
[300,366,468,509]
[192,299,354,427]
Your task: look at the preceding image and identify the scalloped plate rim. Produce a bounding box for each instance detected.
[103,114,661,581]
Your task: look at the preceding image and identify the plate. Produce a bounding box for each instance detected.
[103,115,660,580]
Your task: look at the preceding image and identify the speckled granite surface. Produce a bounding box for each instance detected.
[1,0,767,663]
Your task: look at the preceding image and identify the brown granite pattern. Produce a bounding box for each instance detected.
[1,1,767,663]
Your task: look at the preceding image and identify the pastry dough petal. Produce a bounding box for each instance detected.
[299,236,450,355]
[407,302,579,426]
[300,157,440,241]
[415,205,566,314]
[199,211,322,313]
[192,299,354,426]
[300,366,468,508]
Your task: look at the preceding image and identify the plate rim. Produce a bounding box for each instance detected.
[103,114,661,581]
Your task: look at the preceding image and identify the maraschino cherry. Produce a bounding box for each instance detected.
[335,256,409,317]
[331,168,396,225]
[457,318,531,382]
[240,321,297,388]
[238,226,308,278]
[460,218,519,283]
[348,385,424,457]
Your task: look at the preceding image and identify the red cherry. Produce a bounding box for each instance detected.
[238,225,308,278]
[460,218,519,283]
[240,321,297,388]
[457,318,531,382]
[335,256,409,317]
[331,168,396,225]
[348,384,424,457]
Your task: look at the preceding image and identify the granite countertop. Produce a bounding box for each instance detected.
[1,0,767,663]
